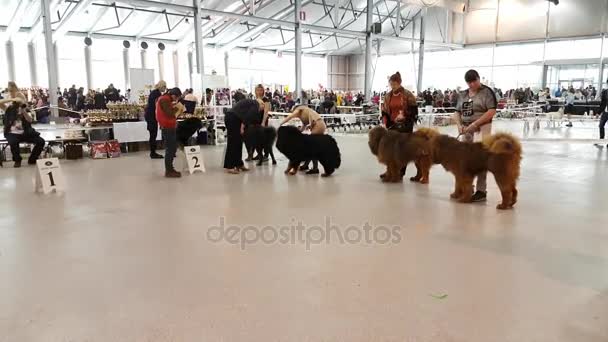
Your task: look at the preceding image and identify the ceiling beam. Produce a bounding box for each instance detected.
[6,0,35,40]
[54,0,95,41]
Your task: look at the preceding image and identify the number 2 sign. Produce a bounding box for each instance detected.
[185,146,205,174]
[35,158,65,194]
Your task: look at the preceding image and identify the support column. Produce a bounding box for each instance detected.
[187,49,194,89]
[28,42,38,86]
[123,48,130,91]
[140,49,147,69]
[416,9,426,94]
[224,52,230,85]
[172,50,179,87]
[157,50,165,80]
[53,42,60,88]
[193,0,205,100]
[41,0,59,116]
[364,0,373,100]
[5,41,16,82]
[84,45,93,91]
[294,0,303,101]
[598,34,605,97]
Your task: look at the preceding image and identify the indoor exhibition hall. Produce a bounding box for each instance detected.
[1,0,607,341]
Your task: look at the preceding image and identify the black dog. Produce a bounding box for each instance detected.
[244,125,277,166]
[176,118,203,146]
[276,126,341,177]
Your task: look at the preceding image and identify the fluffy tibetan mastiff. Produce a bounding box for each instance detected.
[368,127,439,183]
[244,125,278,166]
[431,133,522,210]
[176,117,203,146]
[276,126,341,177]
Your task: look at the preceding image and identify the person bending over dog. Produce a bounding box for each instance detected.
[224,99,267,174]
[453,69,497,203]
[1,99,45,168]
[280,105,327,175]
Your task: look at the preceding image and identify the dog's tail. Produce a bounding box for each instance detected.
[483,132,522,157]
[328,135,342,169]
[368,126,388,156]
[414,127,440,141]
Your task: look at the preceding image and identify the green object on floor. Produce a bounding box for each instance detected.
[430,294,448,300]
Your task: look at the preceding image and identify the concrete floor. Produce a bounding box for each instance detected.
[1,124,608,341]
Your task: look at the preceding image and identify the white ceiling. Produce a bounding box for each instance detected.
[1,0,606,55]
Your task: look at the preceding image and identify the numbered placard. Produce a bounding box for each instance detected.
[35,158,65,194]
[184,146,205,174]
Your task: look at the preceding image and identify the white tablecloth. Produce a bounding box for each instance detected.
[113,122,160,143]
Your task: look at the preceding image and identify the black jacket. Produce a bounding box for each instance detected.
[3,103,36,136]
[599,89,608,114]
[145,89,163,123]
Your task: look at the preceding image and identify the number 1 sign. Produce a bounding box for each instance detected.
[35,158,65,194]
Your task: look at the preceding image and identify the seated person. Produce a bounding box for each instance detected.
[1,99,45,168]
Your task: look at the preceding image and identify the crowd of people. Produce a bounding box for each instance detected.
[1,67,607,176]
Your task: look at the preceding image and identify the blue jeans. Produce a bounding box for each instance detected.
[162,128,177,172]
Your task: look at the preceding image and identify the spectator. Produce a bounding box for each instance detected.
[145,81,166,160]
[156,87,185,178]
[104,84,120,102]
[0,98,45,168]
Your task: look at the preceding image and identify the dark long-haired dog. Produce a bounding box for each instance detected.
[244,125,277,166]
[276,126,341,177]
[176,117,203,146]
[368,126,438,183]
[431,133,522,210]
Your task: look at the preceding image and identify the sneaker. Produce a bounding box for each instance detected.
[299,165,310,171]
[150,153,164,159]
[13,160,21,168]
[306,168,320,175]
[165,170,182,178]
[471,191,487,202]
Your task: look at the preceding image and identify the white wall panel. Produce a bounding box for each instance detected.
[548,0,607,38]
[464,0,497,44]
[496,0,547,42]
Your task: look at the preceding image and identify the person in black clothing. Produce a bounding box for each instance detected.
[104,84,120,103]
[224,98,266,174]
[596,80,608,148]
[354,93,364,106]
[75,88,85,111]
[68,85,77,108]
[1,100,45,168]
[93,90,106,109]
[145,81,167,159]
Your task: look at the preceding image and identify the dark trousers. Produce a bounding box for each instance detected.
[147,121,159,155]
[600,112,608,139]
[161,128,177,172]
[5,133,45,163]
[223,112,244,169]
